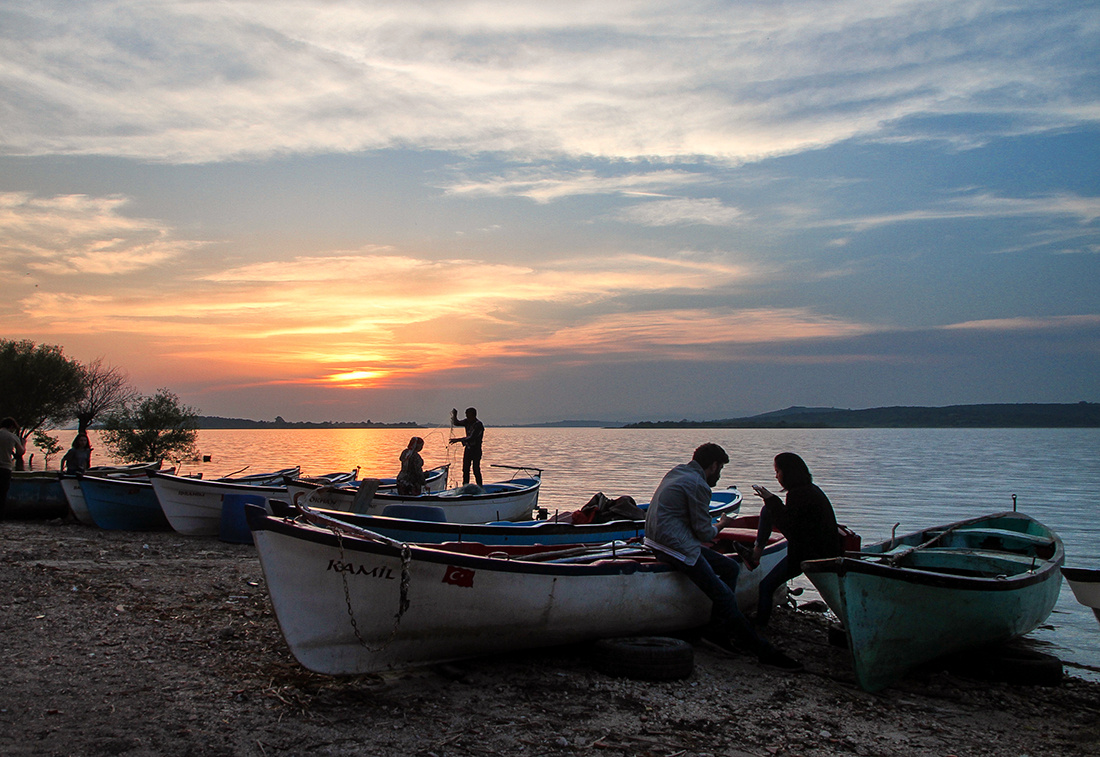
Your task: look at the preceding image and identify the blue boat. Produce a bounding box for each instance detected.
[267,487,743,546]
[804,511,1064,692]
[3,471,67,518]
[79,474,172,531]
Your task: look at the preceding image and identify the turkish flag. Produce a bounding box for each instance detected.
[443,565,474,587]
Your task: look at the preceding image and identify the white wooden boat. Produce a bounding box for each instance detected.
[246,504,788,675]
[804,511,1063,692]
[149,467,309,536]
[284,465,450,504]
[293,474,541,524]
[1062,567,1100,626]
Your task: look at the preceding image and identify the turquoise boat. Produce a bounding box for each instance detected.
[79,474,172,531]
[803,511,1063,692]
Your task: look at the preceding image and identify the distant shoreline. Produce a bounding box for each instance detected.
[622,402,1100,429]
[192,402,1100,429]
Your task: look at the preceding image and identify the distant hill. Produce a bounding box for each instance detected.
[196,416,422,429]
[624,403,1100,428]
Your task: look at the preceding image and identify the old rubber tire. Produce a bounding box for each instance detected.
[591,636,694,681]
[948,645,1063,687]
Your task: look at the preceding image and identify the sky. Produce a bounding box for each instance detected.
[1,1,1098,425]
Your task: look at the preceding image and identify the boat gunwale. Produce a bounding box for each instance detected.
[1061,566,1100,583]
[247,505,678,578]
[803,511,1064,592]
[148,470,289,494]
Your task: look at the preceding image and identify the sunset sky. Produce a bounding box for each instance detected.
[2,1,1098,425]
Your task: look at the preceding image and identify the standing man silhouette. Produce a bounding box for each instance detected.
[449,407,485,486]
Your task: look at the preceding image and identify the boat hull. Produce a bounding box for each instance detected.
[79,476,172,531]
[1062,567,1100,626]
[805,511,1063,692]
[292,477,542,524]
[247,506,785,675]
[3,471,67,518]
[150,471,292,536]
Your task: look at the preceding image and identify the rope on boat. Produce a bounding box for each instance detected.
[294,500,414,651]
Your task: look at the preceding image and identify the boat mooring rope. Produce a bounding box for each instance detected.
[331,525,413,651]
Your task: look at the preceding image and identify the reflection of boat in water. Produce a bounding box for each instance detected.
[1062,566,1100,627]
[804,511,1063,692]
[245,504,789,675]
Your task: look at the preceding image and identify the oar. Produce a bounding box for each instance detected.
[887,524,962,566]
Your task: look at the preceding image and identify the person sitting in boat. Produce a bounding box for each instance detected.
[644,443,803,670]
[448,407,484,486]
[396,436,427,496]
[60,433,93,474]
[751,452,842,627]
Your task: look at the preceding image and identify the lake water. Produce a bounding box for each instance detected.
[67,425,1100,680]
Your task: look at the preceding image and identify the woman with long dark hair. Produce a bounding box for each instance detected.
[751,452,841,627]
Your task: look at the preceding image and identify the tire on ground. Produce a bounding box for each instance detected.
[591,636,694,681]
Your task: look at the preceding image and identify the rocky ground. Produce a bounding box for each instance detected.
[1,518,1099,757]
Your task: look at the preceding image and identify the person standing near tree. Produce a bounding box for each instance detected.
[0,417,26,515]
[449,407,485,486]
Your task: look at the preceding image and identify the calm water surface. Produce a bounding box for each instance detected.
[77,425,1100,679]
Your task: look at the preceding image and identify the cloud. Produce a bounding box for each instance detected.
[834,192,1100,232]
[2,2,1096,163]
[0,192,204,275]
[943,314,1100,332]
[614,197,746,226]
[441,168,708,202]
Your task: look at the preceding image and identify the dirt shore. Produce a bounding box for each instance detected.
[2,518,1098,757]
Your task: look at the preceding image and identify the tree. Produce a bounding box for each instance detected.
[74,358,137,435]
[0,339,86,469]
[32,430,64,469]
[100,389,200,463]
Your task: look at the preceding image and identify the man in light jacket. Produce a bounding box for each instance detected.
[644,442,802,670]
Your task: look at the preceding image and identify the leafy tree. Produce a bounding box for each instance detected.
[100,389,200,463]
[74,358,137,435]
[32,430,64,469]
[0,339,86,469]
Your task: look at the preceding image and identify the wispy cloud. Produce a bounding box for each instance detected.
[614,198,746,226]
[0,192,204,275]
[3,2,1095,163]
[441,169,708,202]
[834,192,1100,232]
[944,314,1100,332]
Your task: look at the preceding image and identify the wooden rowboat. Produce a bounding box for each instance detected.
[245,504,791,675]
[267,487,742,546]
[149,467,317,536]
[79,475,172,531]
[803,511,1063,692]
[292,474,542,524]
[1061,567,1100,626]
[61,462,166,525]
